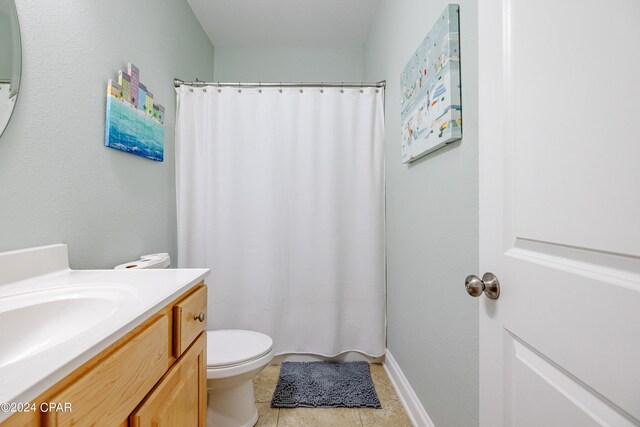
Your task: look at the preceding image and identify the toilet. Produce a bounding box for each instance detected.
[206,329,274,427]
[117,255,273,426]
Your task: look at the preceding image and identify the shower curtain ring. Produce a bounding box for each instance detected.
[340,82,344,93]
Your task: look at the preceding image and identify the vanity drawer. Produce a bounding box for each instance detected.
[44,314,170,426]
[173,285,207,357]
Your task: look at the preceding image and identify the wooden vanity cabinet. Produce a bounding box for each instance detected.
[1,282,207,427]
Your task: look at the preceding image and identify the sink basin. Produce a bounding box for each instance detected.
[0,284,136,368]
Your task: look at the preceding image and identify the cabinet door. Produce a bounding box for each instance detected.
[45,315,170,426]
[1,411,39,427]
[130,332,206,427]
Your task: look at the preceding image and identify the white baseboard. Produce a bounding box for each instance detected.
[383,350,436,427]
[272,352,383,364]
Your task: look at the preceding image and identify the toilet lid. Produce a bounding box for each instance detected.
[206,330,273,368]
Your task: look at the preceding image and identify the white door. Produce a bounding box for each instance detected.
[478,0,640,426]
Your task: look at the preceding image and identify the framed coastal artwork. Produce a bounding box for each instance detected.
[105,64,165,161]
[400,4,461,163]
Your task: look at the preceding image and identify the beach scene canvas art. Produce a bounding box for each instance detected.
[105,64,165,161]
[400,4,461,163]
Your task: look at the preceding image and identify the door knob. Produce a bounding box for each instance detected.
[465,272,500,300]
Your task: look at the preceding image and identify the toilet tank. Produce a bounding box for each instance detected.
[114,253,170,269]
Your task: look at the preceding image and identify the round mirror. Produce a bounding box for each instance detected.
[0,0,21,137]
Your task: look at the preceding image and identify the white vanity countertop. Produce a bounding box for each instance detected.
[0,245,209,421]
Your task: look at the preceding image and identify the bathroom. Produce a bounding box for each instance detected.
[0,0,638,426]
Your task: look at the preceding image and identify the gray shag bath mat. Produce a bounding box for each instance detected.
[271,361,382,408]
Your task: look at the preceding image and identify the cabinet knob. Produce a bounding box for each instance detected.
[193,312,206,322]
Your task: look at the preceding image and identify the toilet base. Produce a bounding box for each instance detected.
[207,378,259,427]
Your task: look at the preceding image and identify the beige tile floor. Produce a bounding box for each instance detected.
[253,363,413,427]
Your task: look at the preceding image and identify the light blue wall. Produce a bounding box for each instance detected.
[213,47,363,82]
[0,9,12,80]
[0,0,214,268]
[364,1,479,426]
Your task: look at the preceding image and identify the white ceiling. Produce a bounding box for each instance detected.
[186,0,380,48]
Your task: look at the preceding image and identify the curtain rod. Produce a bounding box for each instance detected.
[173,78,386,89]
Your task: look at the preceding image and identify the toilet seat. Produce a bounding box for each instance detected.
[207,329,273,369]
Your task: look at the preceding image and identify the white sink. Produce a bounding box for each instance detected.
[0,284,136,368]
[0,244,209,422]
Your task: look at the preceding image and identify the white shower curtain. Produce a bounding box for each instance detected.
[175,85,385,356]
